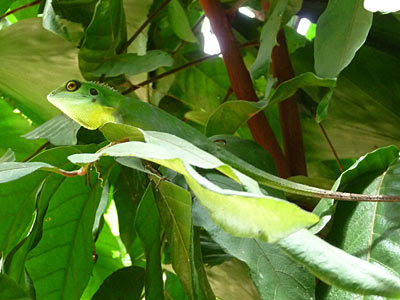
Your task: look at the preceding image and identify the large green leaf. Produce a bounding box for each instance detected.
[2,146,99,288]
[135,185,164,300]
[79,0,127,79]
[91,50,174,77]
[193,201,316,300]
[114,165,149,252]
[311,146,399,235]
[0,18,82,124]
[316,158,400,299]
[167,0,197,43]
[51,0,97,27]
[68,127,319,243]
[205,72,335,136]
[279,229,400,298]
[152,175,215,300]
[25,160,114,300]
[314,0,373,78]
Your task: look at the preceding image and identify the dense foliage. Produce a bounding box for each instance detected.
[1,0,400,299]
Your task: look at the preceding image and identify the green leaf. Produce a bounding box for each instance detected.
[314,0,373,78]
[92,266,145,300]
[114,166,149,251]
[193,200,316,300]
[0,161,57,184]
[206,72,336,136]
[311,145,399,235]
[23,114,81,146]
[250,0,288,79]
[0,98,45,160]
[25,160,114,300]
[0,18,82,124]
[278,229,400,298]
[315,88,334,122]
[167,0,197,43]
[316,158,400,299]
[90,51,174,77]
[205,259,262,300]
[69,126,319,243]
[8,0,39,21]
[124,0,153,55]
[135,185,164,300]
[79,0,127,79]
[51,0,97,27]
[2,146,99,287]
[0,0,13,16]
[165,271,190,300]
[0,274,31,300]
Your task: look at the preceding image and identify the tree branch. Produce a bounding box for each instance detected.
[200,0,290,177]
[271,29,307,176]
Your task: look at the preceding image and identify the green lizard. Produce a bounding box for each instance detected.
[47,80,400,202]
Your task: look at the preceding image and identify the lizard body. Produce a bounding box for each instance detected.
[47,80,400,202]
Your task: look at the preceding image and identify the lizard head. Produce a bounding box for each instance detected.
[47,80,119,130]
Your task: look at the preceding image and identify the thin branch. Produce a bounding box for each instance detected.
[119,0,172,54]
[122,41,259,95]
[317,120,344,172]
[0,0,40,19]
[23,142,50,162]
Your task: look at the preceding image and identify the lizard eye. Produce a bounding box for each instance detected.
[65,80,80,92]
[90,88,98,96]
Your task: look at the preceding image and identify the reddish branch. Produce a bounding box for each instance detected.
[0,0,41,19]
[271,29,307,176]
[200,0,290,178]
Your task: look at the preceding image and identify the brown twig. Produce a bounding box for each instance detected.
[23,142,50,162]
[317,121,344,172]
[0,0,41,19]
[271,29,307,176]
[200,0,289,177]
[119,0,172,54]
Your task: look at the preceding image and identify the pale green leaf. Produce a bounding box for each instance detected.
[314,0,373,77]
[167,0,197,43]
[90,51,174,77]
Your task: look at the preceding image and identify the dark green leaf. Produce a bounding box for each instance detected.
[314,0,373,77]
[135,184,164,300]
[114,166,149,251]
[91,51,174,77]
[0,0,13,16]
[92,266,145,300]
[79,0,127,79]
[52,0,97,27]
[0,274,31,300]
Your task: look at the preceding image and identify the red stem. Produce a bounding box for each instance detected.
[199,0,290,178]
